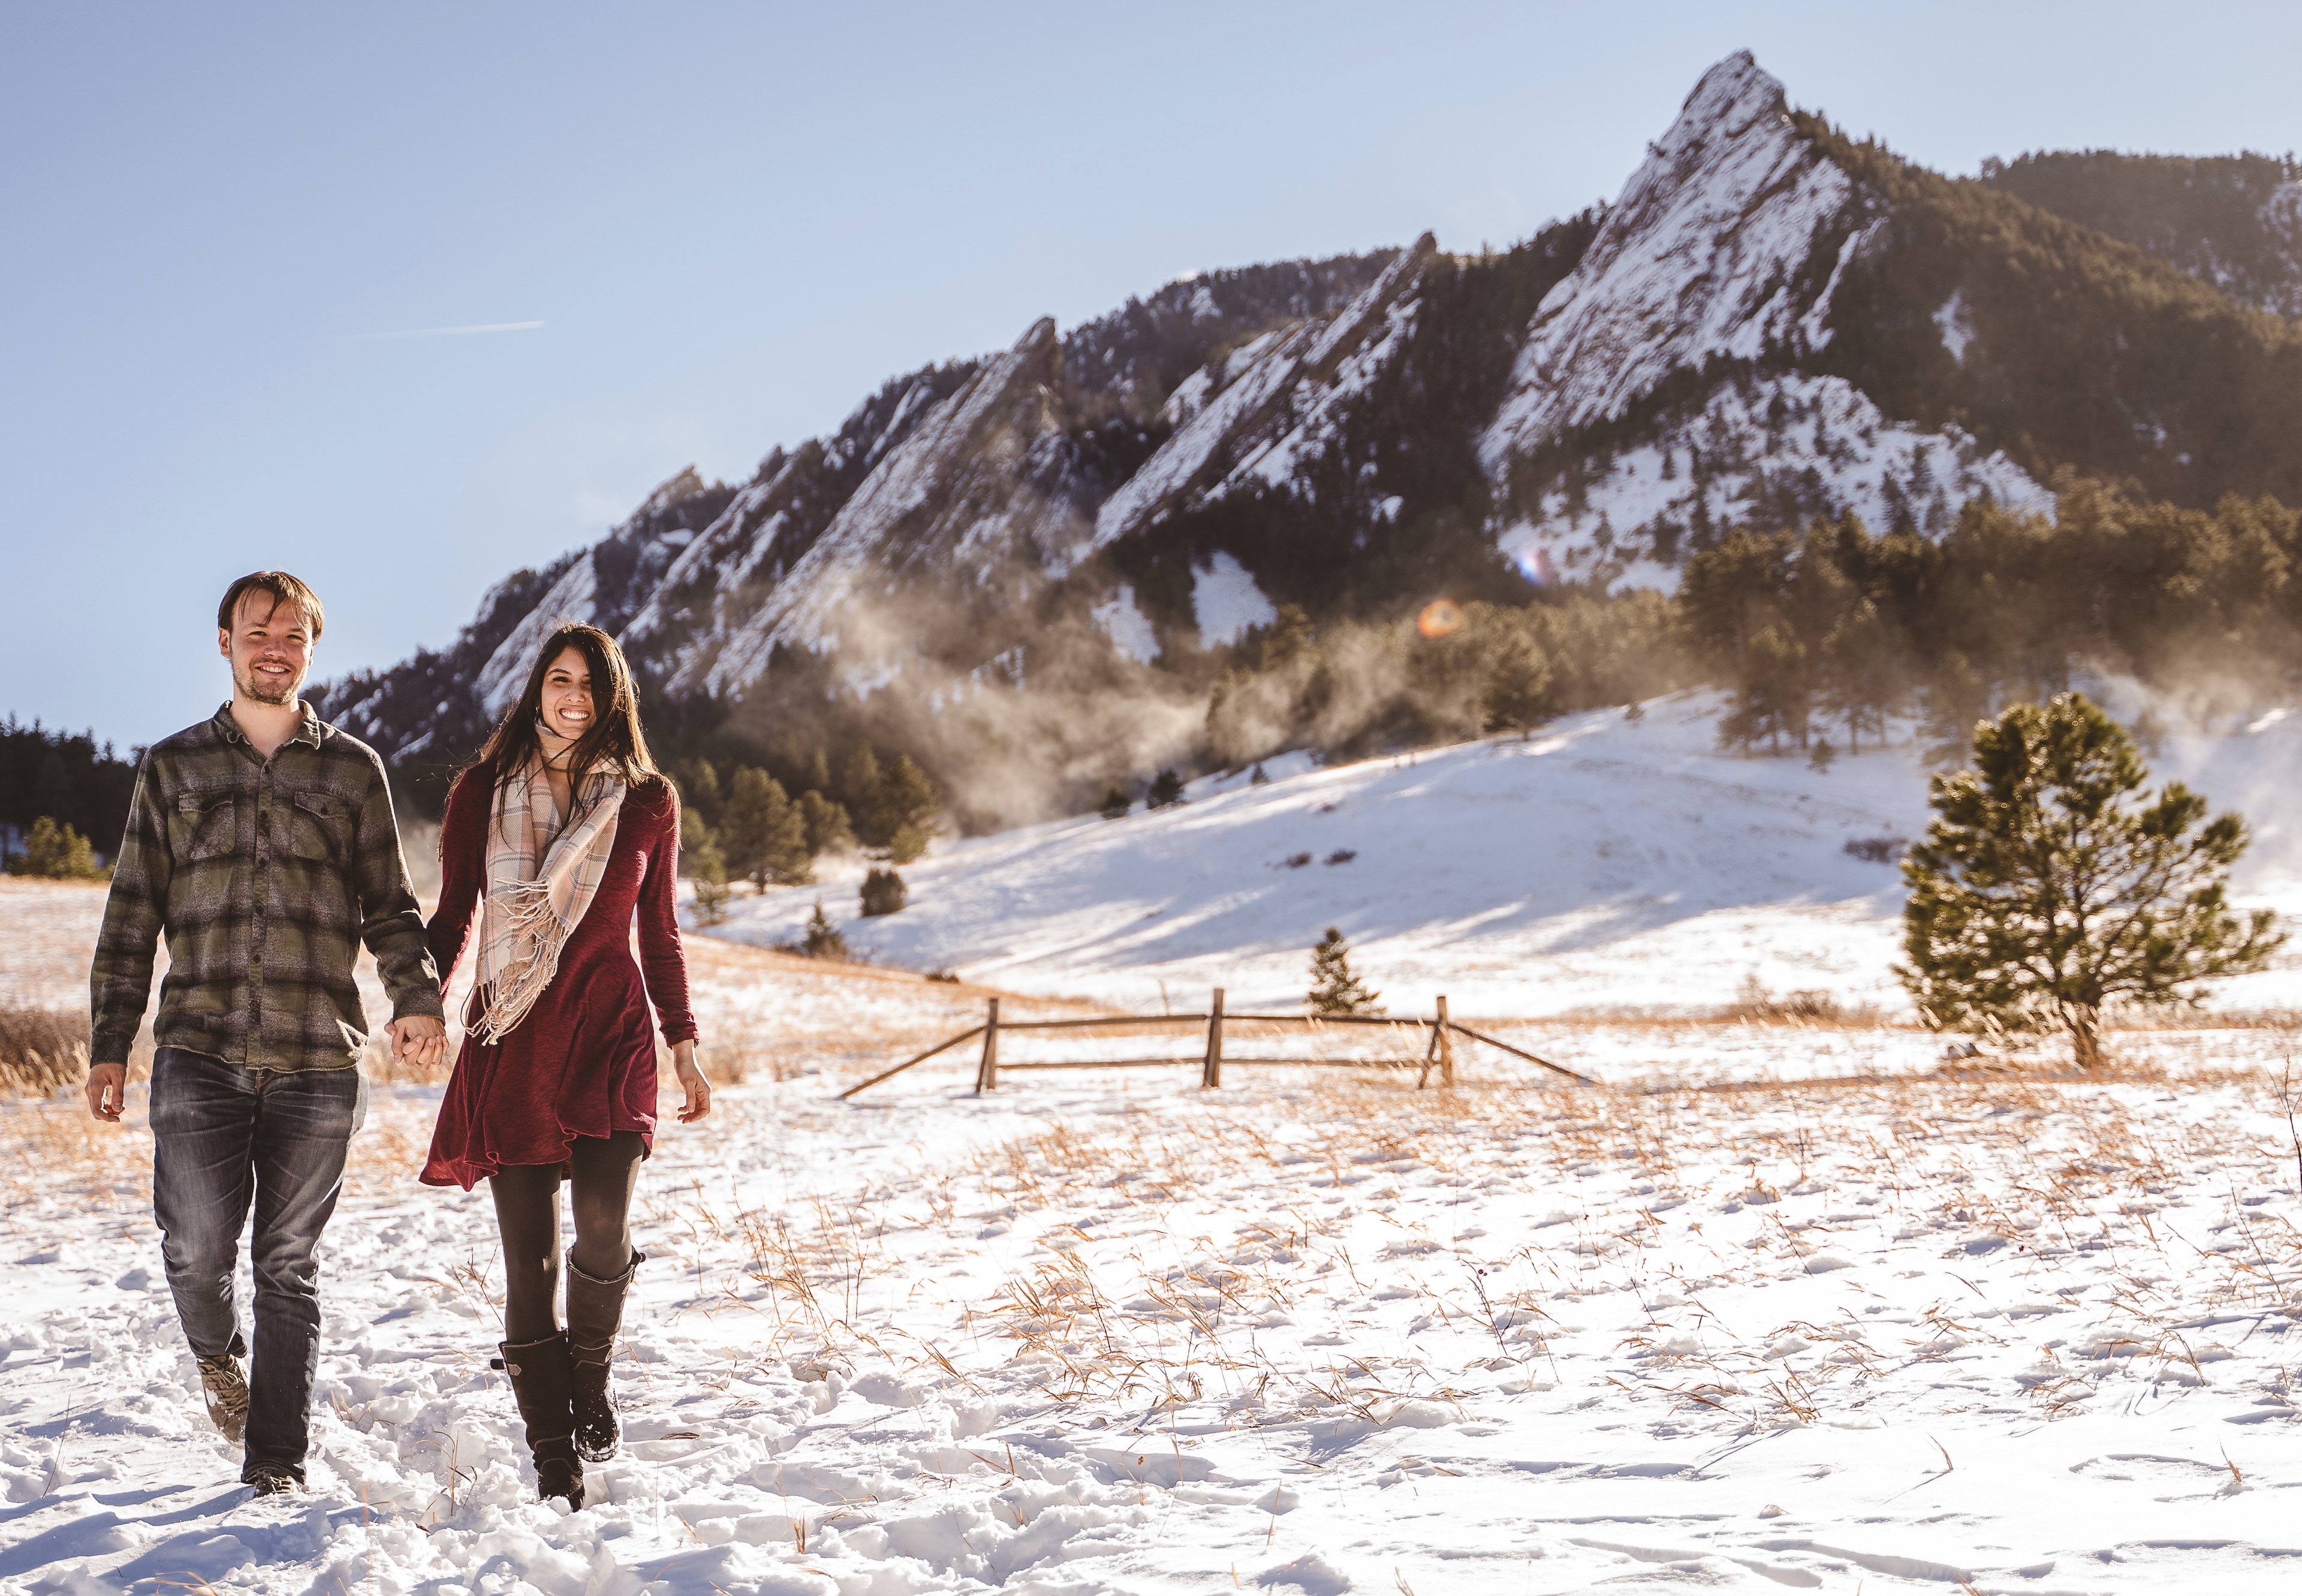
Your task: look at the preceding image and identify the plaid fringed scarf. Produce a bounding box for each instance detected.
[471,749,626,1044]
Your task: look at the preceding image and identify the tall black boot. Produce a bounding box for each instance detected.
[495,1332,583,1508]
[565,1251,642,1463]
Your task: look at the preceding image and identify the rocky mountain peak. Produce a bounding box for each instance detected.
[1481,51,1849,469]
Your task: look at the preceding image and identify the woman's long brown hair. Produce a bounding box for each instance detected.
[474,622,661,815]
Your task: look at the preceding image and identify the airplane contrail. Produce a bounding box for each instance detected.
[349,320,546,341]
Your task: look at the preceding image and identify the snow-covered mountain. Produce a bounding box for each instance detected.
[329,50,2302,811]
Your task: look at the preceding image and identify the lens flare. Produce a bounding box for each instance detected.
[1417,599,1465,639]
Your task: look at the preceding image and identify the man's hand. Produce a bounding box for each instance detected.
[385,1016,450,1071]
[85,1061,127,1122]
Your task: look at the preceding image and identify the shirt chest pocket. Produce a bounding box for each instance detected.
[288,791,350,863]
[173,796,236,860]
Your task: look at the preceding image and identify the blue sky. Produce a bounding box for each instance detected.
[5,2,2297,745]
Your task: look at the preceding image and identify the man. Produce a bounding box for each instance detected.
[88,571,448,1495]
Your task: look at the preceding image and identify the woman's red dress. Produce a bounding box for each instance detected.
[420,766,697,1190]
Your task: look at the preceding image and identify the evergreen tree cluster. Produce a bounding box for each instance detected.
[671,742,941,892]
[1685,484,2302,761]
[6,816,107,880]
[0,718,137,867]
[1981,149,2302,318]
[1795,115,2302,510]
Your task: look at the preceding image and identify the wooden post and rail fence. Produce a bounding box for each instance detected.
[839,988,1591,1099]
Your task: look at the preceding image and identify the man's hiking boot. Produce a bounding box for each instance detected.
[566,1250,643,1462]
[244,1465,302,1496]
[495,1333,583,1509]
[196,1353,249,1444]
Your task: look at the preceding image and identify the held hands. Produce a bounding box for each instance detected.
[385,1015,450,1071]
[85,1061,127,1122]
[671,1040,712,1124]
[83,1023,449,1121]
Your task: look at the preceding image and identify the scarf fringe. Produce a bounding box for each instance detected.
[472,879,571,1044]
[472,758,625,1044]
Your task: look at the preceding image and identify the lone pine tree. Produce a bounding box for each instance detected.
[802,901,848,960]
[1899,692,2281,1068]
[875,756,942,865]
[1307,926,1382,1017]
[722,767,811,890]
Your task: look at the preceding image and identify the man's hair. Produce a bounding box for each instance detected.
[216,571,325,640]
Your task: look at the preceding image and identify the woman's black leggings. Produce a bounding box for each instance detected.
[489,1132,645,1344]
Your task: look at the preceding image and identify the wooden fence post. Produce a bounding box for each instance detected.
[1436,995,1456,1088]
[975,997,1001,1092]
[1201,987,1226,1088]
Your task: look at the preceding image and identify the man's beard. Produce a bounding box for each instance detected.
[238,665,302,707]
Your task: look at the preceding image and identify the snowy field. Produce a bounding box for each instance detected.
[8,698,2302,1594]
[707,690,2302,1020]
[10,1028,2302,1594]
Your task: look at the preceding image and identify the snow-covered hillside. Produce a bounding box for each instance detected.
[703,691,2302,1020]
[706,692,1927,1015]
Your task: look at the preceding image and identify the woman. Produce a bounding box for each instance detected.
[421,622,712,1510]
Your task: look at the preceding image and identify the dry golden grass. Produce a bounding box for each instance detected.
[0,1004,92,1093]
[664,1050,2302,1437]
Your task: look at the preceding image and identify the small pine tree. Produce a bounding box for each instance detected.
[673,760,724,829]
[860,868,908,917]
[1146,768,1186,809]
[1807,736,1837,773]
[723,767,810,890]
[842,745,885,844]
[1820,597,1903,753]
[1098,786,1131,820]
[1718,624,1810,754]
[1306,926,1382,1017]
[11,816,104,879]
[873,755,942,859]
[1899,692,2283,1068]
[799,790,854,859]
[802,901,849,959]
[1249,763,1270,786]
[1478,631,1552,736]
[1624,700,1646,725]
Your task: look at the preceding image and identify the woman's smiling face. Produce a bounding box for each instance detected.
[539,646,594,743]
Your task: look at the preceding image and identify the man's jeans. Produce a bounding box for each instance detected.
[149,1048,366,1483]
